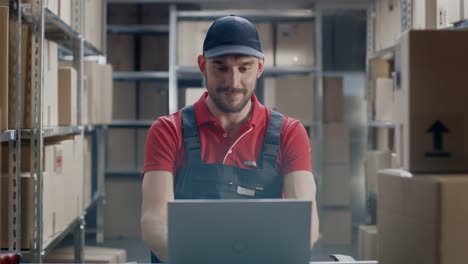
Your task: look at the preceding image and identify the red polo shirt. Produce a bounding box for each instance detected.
[142,92,312,177]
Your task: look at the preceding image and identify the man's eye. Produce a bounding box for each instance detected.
[240,67,250,72]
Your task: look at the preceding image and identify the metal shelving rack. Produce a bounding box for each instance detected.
[3,0,107,262]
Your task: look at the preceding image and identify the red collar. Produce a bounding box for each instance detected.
[193,92,267,128]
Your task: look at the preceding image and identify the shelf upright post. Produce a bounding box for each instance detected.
[168,4,178,114]
[29,0,45,262]
[7,0,23,253]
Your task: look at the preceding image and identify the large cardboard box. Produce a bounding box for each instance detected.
[376,127,393,151]
[139,82,168,120]
[412,0,437,29]
[84,0,103,50]
[84,62,113,125]
[107,34,135,71]
[320,208,352,245]
[177,21,273,67]
[395,30,468,173]
[438,0,450,28]
[184,88,205,107]
[447,0,464,24]
[323,123,349,164]
[375,78,393,122]
[323,77,344,123]
[364,150,392,194]
[375,0,401,51]
[263,76,315,126]
[276,22,314,67]
[378,169,468,264]
[43,40,59,128]
[358,225,378,261]
[465,0,468,19]
[58,0,71,26]
[58,67,77,126]
[0,6,7,131]
[140,36,168,71]
[113,81,136,120]
[45,246,127,263]
[321,163,350,206]
[101,64,114,124]
[370,58,391,119]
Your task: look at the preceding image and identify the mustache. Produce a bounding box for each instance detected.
[215,87,246,94]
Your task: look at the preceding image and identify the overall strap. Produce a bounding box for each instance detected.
[262,110,283,170]
[181,105,202,164]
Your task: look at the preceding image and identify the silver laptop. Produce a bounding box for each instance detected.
[168,199,312,264]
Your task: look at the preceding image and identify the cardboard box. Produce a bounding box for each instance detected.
[107,129,136,170]
[395,30,468,173]
[375,0,401,51]
[358,225,378,261]
[45,246,127,263]
[438,0,449,28]
[0,6,7,131]
[107,34,135,71]
[378,169,468,264]
[43,40,59,128]
[364,150,392,194]
[104,178,142,239]
[177,21,273,67]
[323,123,350,163]
[370,58,391,119]
[263,76,315,126]
[84,0,103,51]
[140,36,169,71]
[139,82,168,120]
[84,62,113,124]
[58,67,77,126]
[113,81,136,120]
[101,64,114,124]
[256,23,273,67]
[276,22,314,67]
[375,78,393,122]
[1,172,61,249]
[465,0,468,19]
[376,127,393,151]
[321,163,350,206]
[323,77,344,123]
[412,0,437,29]
[447,0,463,24]
[320,208,352,245]
[184,88,205,107]
[58,0,71,26]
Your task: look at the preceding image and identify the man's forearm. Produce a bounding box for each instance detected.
[141,212,169,262]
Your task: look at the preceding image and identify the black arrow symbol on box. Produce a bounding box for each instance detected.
[426,120,450,151]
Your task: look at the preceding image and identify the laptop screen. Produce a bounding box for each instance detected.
[168,199,312,264]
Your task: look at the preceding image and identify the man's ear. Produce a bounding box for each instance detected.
[198,55,207,79]
[257,57,265,78]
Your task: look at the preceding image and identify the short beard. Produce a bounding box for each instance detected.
[209,86,254,113]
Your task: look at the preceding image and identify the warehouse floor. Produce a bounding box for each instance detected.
[88,237,358,263]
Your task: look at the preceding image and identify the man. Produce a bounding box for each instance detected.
[141,15,319,263]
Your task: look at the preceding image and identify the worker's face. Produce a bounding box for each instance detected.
[198,54,264,113]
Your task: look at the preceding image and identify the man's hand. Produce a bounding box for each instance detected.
[141,170,175,262]
[283,170,319,250]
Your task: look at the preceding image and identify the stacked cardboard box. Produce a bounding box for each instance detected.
[276,22,314,67]
[376,30,468,264]
[45,246,127,263]
[378,170,468,264]
[358,225,378,260]
[84,62,114,125]
[0,6,7,131]
[320,76,351,245]
[263,76,315,126]
[177,21,274,67]
[84,0,104,51]
[374,0,437,51]
[58,0,72,26]
[58,67,77,126]
[1,136,84,248]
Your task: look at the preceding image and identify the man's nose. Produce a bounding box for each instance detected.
[225,70,242,89]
